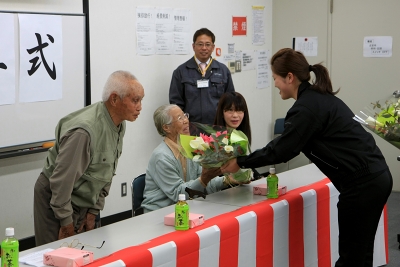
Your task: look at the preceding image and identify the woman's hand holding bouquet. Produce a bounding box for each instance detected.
[200,167,222,186]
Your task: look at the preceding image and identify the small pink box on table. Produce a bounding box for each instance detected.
[164,213,205,228]
[43,247,93,267]
[253,183,287,196]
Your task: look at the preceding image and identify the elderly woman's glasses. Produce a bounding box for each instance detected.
[169,113,189,124]
[60,239,105,250]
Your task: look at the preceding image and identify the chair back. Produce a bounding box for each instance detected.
[131,173,146,216]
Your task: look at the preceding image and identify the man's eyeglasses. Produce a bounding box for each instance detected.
[60,239,105,250]
[224,109,244,115]
[168,113,189,124]
[195,43,214,48]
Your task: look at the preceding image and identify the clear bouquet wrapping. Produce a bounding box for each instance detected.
[353,90,400,149]
[179,122,252,183]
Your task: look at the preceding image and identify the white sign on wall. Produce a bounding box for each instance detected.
[363,36,392,57]
[293,37,318,57]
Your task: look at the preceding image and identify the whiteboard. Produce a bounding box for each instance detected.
[0,12,85,151]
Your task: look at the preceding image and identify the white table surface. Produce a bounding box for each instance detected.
[19,200,239,265]
[19,164,327,266]
[195,163,326,207]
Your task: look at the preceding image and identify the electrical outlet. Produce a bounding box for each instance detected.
[121,182,127,197]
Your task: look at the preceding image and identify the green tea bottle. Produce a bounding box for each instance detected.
[267,167,279,199]
[175,194,189,231]
[1,227,19,267]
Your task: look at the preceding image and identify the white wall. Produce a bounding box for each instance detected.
[0,0,81,13]
[0,0,273,239]
[88,0,273,218]
[0,0,83,240]
[272,0,400,190]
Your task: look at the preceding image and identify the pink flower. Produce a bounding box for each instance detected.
[200,133,214,144]
[215,130,228,137]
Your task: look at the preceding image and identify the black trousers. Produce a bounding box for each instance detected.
[335,169,392,267]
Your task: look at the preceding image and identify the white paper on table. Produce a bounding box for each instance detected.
[19,248,54,267]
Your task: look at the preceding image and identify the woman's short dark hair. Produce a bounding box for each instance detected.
[214,92,252,145]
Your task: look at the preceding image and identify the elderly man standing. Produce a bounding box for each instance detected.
[169,28,235,124]
[34,70,145,246]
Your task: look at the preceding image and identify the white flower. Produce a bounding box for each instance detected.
[222,137,229,145]
[190,137,206,151]
[224,145,234,153]
[192,155,201,162]
[365,116,384,127]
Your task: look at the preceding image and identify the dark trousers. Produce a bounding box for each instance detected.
[335,169,392,267]
[34,173,89,246]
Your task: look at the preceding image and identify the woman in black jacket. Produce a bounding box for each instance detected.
[221,48,392,267]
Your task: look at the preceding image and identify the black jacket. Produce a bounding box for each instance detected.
[237,82,388,189]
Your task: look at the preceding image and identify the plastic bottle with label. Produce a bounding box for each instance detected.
[1,227,19,267]
[267,167,279,199]
[175,194,189,230]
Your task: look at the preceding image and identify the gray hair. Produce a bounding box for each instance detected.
[102,70,138,102]
[153,104,178,136]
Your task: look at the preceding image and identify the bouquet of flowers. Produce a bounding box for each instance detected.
[353,90,400,149]
[179,122,252,183]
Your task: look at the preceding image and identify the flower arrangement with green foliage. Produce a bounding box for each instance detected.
[353,92,400,149]
[179,123,252,183]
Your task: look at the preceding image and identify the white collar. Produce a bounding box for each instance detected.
[194,57,211,66]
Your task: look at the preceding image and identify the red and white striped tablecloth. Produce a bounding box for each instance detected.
[88,178,388,267]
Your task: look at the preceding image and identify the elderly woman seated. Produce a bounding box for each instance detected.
[141,104,238,213]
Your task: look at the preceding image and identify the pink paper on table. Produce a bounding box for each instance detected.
[253,184,287,196]
[43,247,93,267]
[164,213,205,228]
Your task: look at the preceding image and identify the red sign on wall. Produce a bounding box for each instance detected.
[232,16,247,36]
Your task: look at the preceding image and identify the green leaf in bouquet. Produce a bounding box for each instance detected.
[179,134,195,159]
[230,169,252,183]
[356,92,400,149]
[179,123,251,169]
[230,129,248,155]
[191,122,225,135]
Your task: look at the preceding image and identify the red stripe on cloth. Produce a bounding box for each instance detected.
[282,178,331,267]
[250,202,274,267]
[316,181,332,266]
[218,215,240,267]
[286,191,305,267]
[175,231,200,267]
